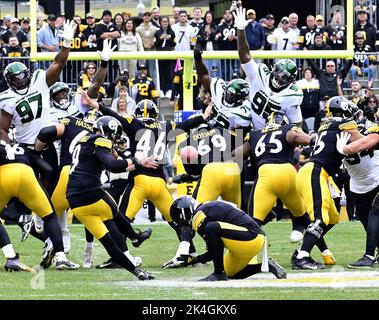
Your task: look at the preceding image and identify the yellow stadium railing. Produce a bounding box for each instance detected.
[30,0,354,110]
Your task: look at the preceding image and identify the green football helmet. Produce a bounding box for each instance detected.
[50,82,72,110]
[222,78,250,108]
[270,59,297,90]
[4,62,31,94]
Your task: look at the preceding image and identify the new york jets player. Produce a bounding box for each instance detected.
[0,19,80,270]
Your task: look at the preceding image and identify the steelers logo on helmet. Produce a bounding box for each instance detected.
[222,78,250,108]
[326,96,358,119]
[94,116,123,142]
[134,99,159,119]
[270,59,297,91]
[4,62,31,95]
[169,196,197,227]
[50,82,72,110]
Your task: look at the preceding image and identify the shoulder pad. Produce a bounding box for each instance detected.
[290,125,303,133]
[339,119,358,131]
[94,135,113,149]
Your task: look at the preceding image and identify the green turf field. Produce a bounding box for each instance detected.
[1,220,379,300]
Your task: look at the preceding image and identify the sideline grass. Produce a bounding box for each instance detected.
[0,220,378,300]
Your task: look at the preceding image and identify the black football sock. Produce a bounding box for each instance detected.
[292,213,311,231]
[104,220,128,252]
[42,214,64,253]
[0,223,11,248]
[113,213,138,240]
[85,227,94,243]
[365,207,379,257]
[229,264,262,279]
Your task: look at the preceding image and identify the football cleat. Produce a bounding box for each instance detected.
[268,257,287,279]
[131,227,153,248]
[18,214,34,242]
[39,241,54,269]
[199,272,228,281]
[291,250,325,270]
[82,247,93,269]
[322,253,336,266]
[4,254,34,272]
[95,258,123,269]
[290,230,304,243]
[125,251,143,267]
[53,256,80,270]
[347,255,375,269]
[132,267,155,280]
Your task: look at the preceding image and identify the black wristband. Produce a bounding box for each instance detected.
[100,60,108,68]
[130,156,142,168]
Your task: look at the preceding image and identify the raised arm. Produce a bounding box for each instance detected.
[46,20,77,86]
[233,7,252,64]
[194,49,212,93]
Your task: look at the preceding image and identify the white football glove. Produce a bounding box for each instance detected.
[232,7,252,30]
[162,254,197,269]
[97,38,117,62]
[336,131,351,156]
[58,20,77,48]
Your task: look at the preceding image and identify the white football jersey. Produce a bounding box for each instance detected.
[0,69,52,144]
[172,23,196,51]
[50,103,81,123]
[269,28,299,51]
[241,60,303,130]
[209,77,252,129]
[343,149,379,194]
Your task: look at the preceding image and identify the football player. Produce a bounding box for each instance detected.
[66,115,156,280]
[98,99,213,265]
[292,96,362,269]
[337,122,379,267]
[168,196,287,281]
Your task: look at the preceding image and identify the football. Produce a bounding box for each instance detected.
[180,145,198,164]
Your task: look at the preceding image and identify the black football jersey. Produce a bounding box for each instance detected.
[247,124,298,168]
[178,125,245,176]
[0,143,31,166]
[193,201,264,237]
[310,119,358,175]
[58,117,93,167]
[298,26,324,49]
[67,133,129,197]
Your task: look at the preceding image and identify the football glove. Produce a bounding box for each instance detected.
[194,49,203,62]
[58,20,77,48]
[172,173,200,184]
[232,7,252,30]
[336,131,351,156]
[97,38,117,62]
[162,254,198,269]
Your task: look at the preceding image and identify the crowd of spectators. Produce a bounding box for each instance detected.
[0,1,379,121]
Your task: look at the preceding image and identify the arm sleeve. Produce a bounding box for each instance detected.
[95,147,129,173]
[308,59,321,76]
[175,115,205,132]
[241,59,259,86]
[285,105,303,124]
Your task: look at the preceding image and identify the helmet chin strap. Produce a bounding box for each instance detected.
[14,87,29,95]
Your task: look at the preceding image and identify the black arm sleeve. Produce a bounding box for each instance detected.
[339,59,353,79]
[308,59,321,77]
[95,147,129,173]
[37,125,59,143]
[175,115,205,132]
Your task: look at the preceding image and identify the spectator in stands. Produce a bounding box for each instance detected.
[56,13,66,28]
[307,32,331,70]
[299,15,324,50]
[155,16,176,98]
[315,15,324,28]
[190,7,204,39]
[197,11,220,77]
[245,9,265,50]
[118,18,144,78]
[1,18,28,48]
[37,14,60,68]
[122,11,132,21]
[296,67,320,123]
[83,13,97,51]
[136,12,158,86]
[172,10,196,58]
[288,12,300,35]
[111,85,136,115]
[78,62,106,99]
[364,94,379,121]
[262,13,276,67]
[1,35,29,66]
[113,13,124,32]
[172,7,181,24]
[325,10,346,50]
[308,58,352,100]
[106,68,130,99]
[350,30,377,87]
[73,15,85,32]
[215,9,238,81]
[20,17,31,51]
[130,62,159,105]
[348,80,371,110]
[353,10,377,51]
[151,6,161,28]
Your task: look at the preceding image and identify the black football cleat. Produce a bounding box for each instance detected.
[291,251,325,270]
[40,242,55,269]
[347,255,375,269]
[132,227,153,248]
[95,258,123,269]
[199,272,228,281]
[132,267,155,280]
[268,257,287,279]
[18,214,34,242]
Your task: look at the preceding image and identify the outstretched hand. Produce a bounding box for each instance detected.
[336,131,351,156]
[232,7,252,30]
[58,20,77,48]
[97,38,117,62]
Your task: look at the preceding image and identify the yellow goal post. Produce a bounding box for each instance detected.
[29,0,354,110]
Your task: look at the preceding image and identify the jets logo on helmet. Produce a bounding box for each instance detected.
[134,99,159,119]
[50,82,72,110]
[94,116,123,142]
[222,79,250,108]
[4,62,31,95]
[270,59,297,91]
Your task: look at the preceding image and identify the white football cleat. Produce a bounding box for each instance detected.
[290,230,304,243]
[125,251,142,267]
